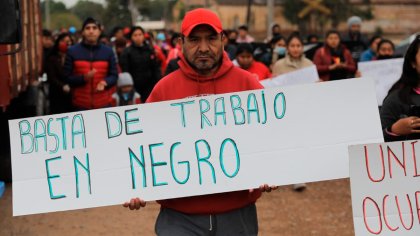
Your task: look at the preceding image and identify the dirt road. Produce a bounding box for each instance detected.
[0,179,355,236]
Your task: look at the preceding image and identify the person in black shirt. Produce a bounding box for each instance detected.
[381,35,420,141]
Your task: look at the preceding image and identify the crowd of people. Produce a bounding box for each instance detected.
[38,7,420,236]
[41,14,402,114]
[40,11,418,186]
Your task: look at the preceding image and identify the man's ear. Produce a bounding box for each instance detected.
[179,37,185,54]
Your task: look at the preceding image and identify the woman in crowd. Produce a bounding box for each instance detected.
[380,35,420,142]
[45,32,74,114]
[265,23,282,43]
[270,35,287,65]
[360,35,382,62]
[376,39,395,60]
[272,33,314,77]
[313,30,356,81]
[120,26,161,101]
[235,43,271,81]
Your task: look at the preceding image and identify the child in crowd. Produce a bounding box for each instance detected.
[235,43,272,81]
[111,72,141,106]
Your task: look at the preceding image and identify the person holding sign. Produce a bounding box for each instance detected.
[63,17,118,110]
[123,8,276,235]
[380,35,420,141]
[313,30,356,81]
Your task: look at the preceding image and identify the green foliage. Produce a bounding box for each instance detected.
[40,0,67,14]
[102,0,132,29]
[70,1,105,23]
[282,0,305,25]
[40,0,178,31]
[40,0,68,24]
[134,0,178,21]
[49,12,82,30]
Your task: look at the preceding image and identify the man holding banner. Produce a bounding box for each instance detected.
[123,8,276,235]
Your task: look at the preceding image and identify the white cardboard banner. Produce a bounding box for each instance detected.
[260,65,319,88]
[349,141,420,236]
[358,58,404,106]
[10,79,383,216]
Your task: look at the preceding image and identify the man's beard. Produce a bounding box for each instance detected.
[187,51,223,75]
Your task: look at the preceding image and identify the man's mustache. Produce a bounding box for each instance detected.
[196,53,213,57]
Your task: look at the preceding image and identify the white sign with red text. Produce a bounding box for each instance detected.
[349,141,420,236]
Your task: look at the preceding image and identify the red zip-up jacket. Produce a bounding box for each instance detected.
[64,42,118,109]
[313,45,356,81]
[147,51,263,214]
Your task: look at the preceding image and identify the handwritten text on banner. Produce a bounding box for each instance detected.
[349,141,420,236]
[10,79,383,216]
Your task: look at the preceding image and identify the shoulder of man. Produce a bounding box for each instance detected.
[67,43,82,55]
[228,66,263,90]
[98,44,114,54]
[146,69,183,103]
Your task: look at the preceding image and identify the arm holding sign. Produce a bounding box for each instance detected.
[123,184,278,211]
[313,48,331,81]
[380,89,420,141]
[341,49,356,74]
[251,184,279,193]
[123,198,146,210]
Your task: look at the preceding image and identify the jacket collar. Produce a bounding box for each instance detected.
[177,51,233,82]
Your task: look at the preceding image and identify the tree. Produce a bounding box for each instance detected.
[40,0,69,25]
[70,1,105,23]
[102,0,132,30]
[40,0,67,14]
[49,12,83,30]
[283,0,373,35]
[133,0,178,21]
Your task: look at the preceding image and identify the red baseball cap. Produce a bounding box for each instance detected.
[181,8,223,37]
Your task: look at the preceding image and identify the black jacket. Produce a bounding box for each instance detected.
[120,43,161,101]
[380,88,420,141]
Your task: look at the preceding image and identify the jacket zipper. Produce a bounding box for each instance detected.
[90,46,94,109]
[209,215,213,231]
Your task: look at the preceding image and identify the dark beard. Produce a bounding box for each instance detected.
[187,53,223,75]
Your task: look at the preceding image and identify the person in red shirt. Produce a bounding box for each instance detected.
[235,43,272,81]
[123,8,276,235]
[313,30,356,81]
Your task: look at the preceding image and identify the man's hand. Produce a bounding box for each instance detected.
[328,64,338,71]
[123,197,146,210]
[96,80,107,91]
[62,84,71,93]
[249,184,278,193]
[84,68,97,81]
[337,63,347,69]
